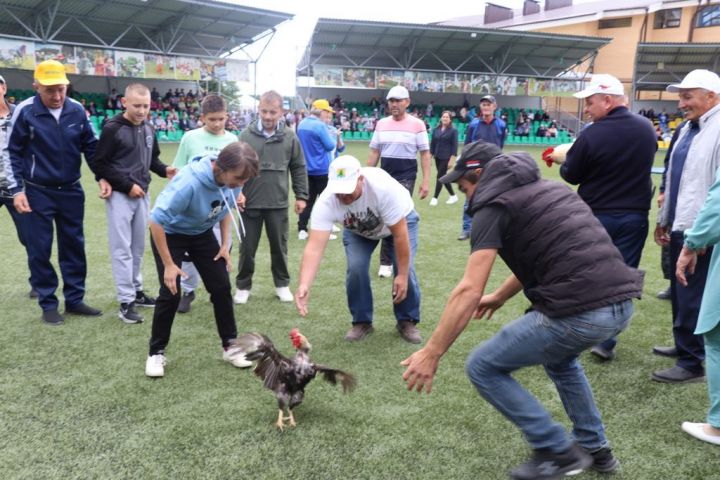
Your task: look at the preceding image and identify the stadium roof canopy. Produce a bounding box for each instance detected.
[0,0,293,58]
[634,42,720,91]
[298,18,611,79]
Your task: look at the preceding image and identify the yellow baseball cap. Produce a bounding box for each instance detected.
[312,99,334,113]
[34,60,69,86]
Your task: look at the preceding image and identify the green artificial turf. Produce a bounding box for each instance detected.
[0,141,717,479]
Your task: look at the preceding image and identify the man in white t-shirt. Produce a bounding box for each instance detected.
[294,155,422,344]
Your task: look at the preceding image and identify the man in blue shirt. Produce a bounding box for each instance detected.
[296,99,341,241]
[458,95,506,240]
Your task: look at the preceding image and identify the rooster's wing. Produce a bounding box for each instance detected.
[234,333,293,391]
[313,363,357,393]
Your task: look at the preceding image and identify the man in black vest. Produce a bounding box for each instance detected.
[401,141,644,480]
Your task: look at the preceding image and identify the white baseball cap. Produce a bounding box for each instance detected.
[386,85,409,100]
[666,69,720,93]
[327,155,362,194]
[573,74,624,98]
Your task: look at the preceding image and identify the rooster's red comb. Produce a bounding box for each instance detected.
[289,328,302,348]
[541,147,555,167]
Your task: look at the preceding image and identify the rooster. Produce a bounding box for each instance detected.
[233,329,356,430]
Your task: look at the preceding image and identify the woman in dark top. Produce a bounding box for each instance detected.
[429,111,459,206]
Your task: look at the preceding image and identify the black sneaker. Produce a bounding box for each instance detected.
[135,290,156,308]
[177,291,195,314]
[65,302,102,316]
[510,444,593,480]
[587,446,620,473]
[42,309,64,326]
[119,302,143,324]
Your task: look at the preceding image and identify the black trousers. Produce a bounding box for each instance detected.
[433,157,455,198]
[380,178,415,266]
[669,231,709,373]
[298,174,329,232]
[149,229,237,355]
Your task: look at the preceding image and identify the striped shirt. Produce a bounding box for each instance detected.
[370,115,429,181]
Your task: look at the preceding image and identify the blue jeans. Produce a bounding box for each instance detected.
[594,212,647,351]
[461,199,471,234]
[343,210,420,325]
[466,300,633,453]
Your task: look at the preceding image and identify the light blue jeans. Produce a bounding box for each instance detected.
[343,210,420,325]
[466,300,633,453]
[705,325,720,428]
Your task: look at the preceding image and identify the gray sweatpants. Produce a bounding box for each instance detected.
[106,192,149,304]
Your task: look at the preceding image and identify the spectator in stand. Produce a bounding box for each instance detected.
[459,95,506,241]
[425,101,434,118]
[368,85,431,278]
[5,60,103,325]
[331,94,343,110]
[234,90,309,305]
[515,116,530,137]
[178,112,190,132]
[296,99,340,241]
[536,123,548,137]
[547,122,558,138]
[659,109,669,131]
[150,87,160,103]
[91,83,176,324]
[429,110,459,207]
[188,114,198,130]
[0,73,34,297]
[349,108,360,132]
[172,94,239,313]
[154,115,167,134]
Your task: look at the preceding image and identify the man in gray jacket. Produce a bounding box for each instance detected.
[653,69,720,383]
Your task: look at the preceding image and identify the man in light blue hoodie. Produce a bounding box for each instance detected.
[145,142,259,378]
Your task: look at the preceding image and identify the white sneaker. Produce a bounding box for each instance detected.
[446,194,459,205]
[145,354,166,377]
[298,230,309,240]
[329,234,338,240]
[233,289,250,304]
[332,224,341,233]
[275,286,294,302]
[223,345,253,368]
[429,198,438,206]
[378,265,393,278]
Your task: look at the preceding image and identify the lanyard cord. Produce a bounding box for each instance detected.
[219,189,246,243]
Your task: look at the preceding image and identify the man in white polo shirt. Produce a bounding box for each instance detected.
[368,85,430,278]
[294,155,422,344]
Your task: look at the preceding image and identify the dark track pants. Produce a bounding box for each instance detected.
[25,183,87,311]
[235,208,290,290]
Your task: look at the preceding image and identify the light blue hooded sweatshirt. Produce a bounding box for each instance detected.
[150,155,241,236]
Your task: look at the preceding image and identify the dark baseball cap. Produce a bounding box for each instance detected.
[479,94,496,104]
[439,141,502,184]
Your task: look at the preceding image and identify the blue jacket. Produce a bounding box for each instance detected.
[464,116,506,147]
[6,96,97,193]
[296,115,336,175]
[151,156,241,236]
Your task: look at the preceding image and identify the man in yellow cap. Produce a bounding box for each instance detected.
[5,60,104,325]
[295,98,343,240]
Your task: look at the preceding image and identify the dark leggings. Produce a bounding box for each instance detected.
[433,157,455,198]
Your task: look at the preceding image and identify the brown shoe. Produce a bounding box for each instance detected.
[344,323,374,342]
[397,321,422,344]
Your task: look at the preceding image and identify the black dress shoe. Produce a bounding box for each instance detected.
[42,309,64,326]
[652,345,679,357]
[652,365,705,384]
[656,287,671,300]
[65,302,103,316]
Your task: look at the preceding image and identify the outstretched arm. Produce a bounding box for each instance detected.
[401,248,497,393]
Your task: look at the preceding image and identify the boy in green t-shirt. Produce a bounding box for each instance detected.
[173,95,239,313]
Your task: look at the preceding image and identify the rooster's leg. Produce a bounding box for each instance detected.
[275,409,285,430]
[287,409,296,428]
